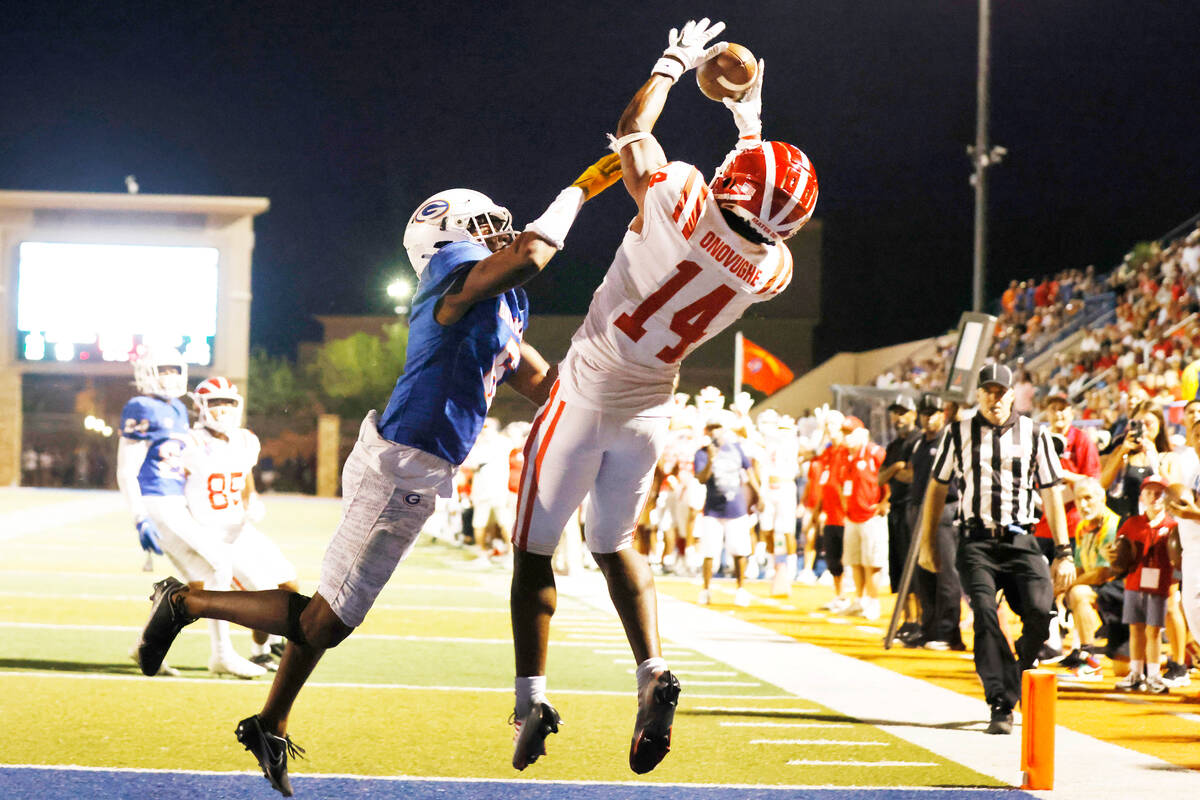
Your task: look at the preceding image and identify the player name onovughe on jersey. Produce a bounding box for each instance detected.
[181,426,261,532]
[561,161,793,416]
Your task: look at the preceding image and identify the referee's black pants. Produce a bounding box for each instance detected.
[956,533,1053,712]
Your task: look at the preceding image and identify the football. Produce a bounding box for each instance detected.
[696,42,758,102]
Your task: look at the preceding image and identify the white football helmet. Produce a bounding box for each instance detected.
[133,348,188,398]
[695,386,725,417]
[403,189,514,279]
[756,408,780,438]
[194,376,244,434]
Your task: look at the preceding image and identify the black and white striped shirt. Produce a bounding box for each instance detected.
[931,410,1063,529]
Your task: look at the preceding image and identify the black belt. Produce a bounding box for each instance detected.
[962,522,1033,542]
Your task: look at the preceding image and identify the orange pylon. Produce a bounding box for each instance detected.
[1020,669,1057,790]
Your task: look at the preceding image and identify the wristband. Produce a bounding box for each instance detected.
[524,186,585,250]
[1053,544,1073,560]
[651,56,684,83]
[607,131,653,154]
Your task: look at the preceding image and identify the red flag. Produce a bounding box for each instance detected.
[741,336,794,395]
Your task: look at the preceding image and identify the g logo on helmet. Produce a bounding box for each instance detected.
[404,493,421,506]
[415,199,449,223]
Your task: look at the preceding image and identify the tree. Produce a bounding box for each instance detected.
[246,349,312,417]
[308,322,408,418]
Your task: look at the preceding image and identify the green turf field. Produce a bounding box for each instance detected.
[0,488,1003,788]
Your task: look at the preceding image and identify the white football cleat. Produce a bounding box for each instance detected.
[697,589,711,606]
[733,588,751,607]
[209,653,268,679]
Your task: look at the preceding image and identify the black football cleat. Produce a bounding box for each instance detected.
[985,704,1013,735]
[511,702,562,770]
[236,715,305,797]
[629,670,682,774]
[136,577,197,677]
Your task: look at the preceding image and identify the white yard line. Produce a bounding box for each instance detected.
[721,721,852,729]
[787,759,939,767]
[0,671,792,700]
[751,739,888,746]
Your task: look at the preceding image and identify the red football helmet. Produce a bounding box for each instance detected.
[193,376,244,434]
[710,141,818,241]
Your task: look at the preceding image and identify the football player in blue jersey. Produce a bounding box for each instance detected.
[119,349,268,679]
[134,154,622,796]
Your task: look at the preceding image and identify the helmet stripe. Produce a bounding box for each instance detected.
[760,143,777,223]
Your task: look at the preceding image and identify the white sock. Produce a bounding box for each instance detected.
[1146,661,1161,679]
[210,619,235,661]
[636,657,669,696]
[515,675,547,717]
[785,553,797,574]
[266,634,284,647]
[1129,660,1145,678]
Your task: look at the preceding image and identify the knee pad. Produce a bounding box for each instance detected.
[285,592,312,646]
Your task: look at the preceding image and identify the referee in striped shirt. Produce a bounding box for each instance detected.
[916,364,1076,735]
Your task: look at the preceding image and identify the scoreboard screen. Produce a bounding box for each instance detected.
[15,241,219,365]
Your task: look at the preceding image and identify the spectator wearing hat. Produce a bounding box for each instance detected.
[1035,392,1100,558]
[906,393,964,650]
[1112,473,1176,693]
[918,363,1075,735]
[879,395,922,624]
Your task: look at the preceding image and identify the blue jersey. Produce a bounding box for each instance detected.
[695,442,751,519]
[378,241,529,466]
[120,395,190,496]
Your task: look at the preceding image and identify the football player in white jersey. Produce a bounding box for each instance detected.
[183,377,300,673]
[509,18,818,774]
[118,349,264,677]
[755,410,801,596]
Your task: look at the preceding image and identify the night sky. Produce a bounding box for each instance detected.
[3,2,1198,363]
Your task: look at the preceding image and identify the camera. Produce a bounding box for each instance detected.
[1128,419,1144,443]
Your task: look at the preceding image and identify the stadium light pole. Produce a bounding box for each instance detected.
[969,0,1005,312]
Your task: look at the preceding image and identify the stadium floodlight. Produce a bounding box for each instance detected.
[386,279,412,300]
[101,425,113,437]
[84,415,97,431]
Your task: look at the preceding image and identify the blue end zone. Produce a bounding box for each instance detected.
[0,767,1036,800]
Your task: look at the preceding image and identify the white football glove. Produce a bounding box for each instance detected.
[722,59,765,146]
[246,493,266,523]
[652,18,728,84]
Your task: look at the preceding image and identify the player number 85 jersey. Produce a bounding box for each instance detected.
[181,427,261,532]
[560,161,793,416]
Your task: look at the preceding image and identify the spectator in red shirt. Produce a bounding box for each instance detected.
[1113,474,1176,694]
[1034,393,1100,557]
[836,420,889,621]
[813,414,851,613]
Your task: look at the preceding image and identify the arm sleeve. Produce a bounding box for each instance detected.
[116,437,149,520]
[1034,427,1066,488]
[694,449,709,474]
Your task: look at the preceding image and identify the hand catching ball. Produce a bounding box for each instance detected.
[696,42,758,102]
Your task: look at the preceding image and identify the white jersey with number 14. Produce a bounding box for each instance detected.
[559,160,793,416]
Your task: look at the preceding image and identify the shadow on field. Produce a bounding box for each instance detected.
[0,658,206,676]
[680,707,986,731]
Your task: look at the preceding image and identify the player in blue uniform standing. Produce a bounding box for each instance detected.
[134,154,622,797]
[119,349,269,678]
